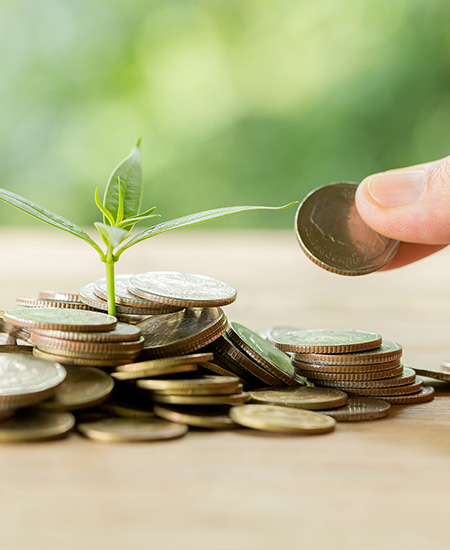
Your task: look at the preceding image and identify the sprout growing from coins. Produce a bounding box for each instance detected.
[0,139,295,316]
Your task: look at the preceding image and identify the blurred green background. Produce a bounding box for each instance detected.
[1,0,450,228]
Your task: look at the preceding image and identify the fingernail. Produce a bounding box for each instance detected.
[366,170,426,207]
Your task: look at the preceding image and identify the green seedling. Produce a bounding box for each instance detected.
[0,140,296,316]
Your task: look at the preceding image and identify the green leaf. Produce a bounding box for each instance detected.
[136,206,157,217]
[0,188,105,258]
[116,177,124,225]
[94,188,115,226]
[94,222,129,250]
[117,212,160,230]
[103,139,142,223]
[115,203,297,257]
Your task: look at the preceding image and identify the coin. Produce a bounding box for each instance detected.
[0,406,16,421]
[0,344,33,355]
[317,397,391,421]
[93,274,181,312]
[154,404,238,429]
[346,378,423,397]
[151,391,250,405]
[112,362,198,381]
[34,344,140,360]
[139,307,227,358]
[271,328,382,354]
[295,364,403,381]
[292,358,402,374]
[199,361,246,382]
[227,322,310,386]
[377,386,435,405]
[39,291,80,302]
[230,404,336,434]
[77,417,188,442]
[128,271,237,308]
[16,297,92,310]
[32,322,141,343]
[4,308,117,332]
[117,353,213,372]
[42,366,114,411]
[137,375,241,395]
[0,353,66,408]
[293,341,403,365]
[99,402,155,419]
[250,387,348,410]
[295,182,400,275]
[30,334,145,354]
[313,368,416,390]
[79,282,173,315]
[0,408,75,441]
[411,365,450,382]
[33,348,132,367]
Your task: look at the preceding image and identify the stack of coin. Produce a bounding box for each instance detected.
[205,322,310,389]
[269,328,435,405]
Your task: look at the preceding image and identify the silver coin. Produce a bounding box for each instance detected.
[296,183,400,275]
[128,271,237,307]
[93,274,180,312]
[0,353,67,408]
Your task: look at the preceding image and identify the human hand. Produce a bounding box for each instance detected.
[355,157,450,270]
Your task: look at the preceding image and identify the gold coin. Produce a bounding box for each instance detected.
[250,387,348,410]
[412,365,450,382]
[199,361,246,383]
[0,344,33,355]
[128,271,237,308]
[34,344,140,360]
[270,328,382,354]
[33,348,132,367]
[39,291,80,302]
[77,417,188,442]
[293,341,402,365]
[317,397,391,422]
[112,363,198,381]
[16,297,92,310]
[136,375,240,394]
[377,386,435,405]
[0,408,75,442]
[294,362,403,378]
[32,322,142,343]
[313,368,416,390]
[116,353,213,372]
[154,404,238,429]
[42,366,114,411]
[99,402,155,419]
[151,391,250,405]
[149,383,244,397]
[0,353,66,408]
[230,404,336,434]
[346,378,423,397]
[4,308,117,332]
[0,407,16,421]
[30,333,144,354]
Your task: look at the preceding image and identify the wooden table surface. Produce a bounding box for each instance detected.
[0,228,449,550]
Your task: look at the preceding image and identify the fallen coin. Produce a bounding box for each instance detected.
[0,353,66,408]
[377,386,435,405]
[295,182,400,275]
[250,387,348,410]
[154,404,238,429]
[4,308,117,332]
[112,362,198,381]
[0,408,75,442]
[128,271,237,308]
[151,391,250,405]
[42,366,114,411]
[270,328,382,354]
[317,397,391,422]
[230,404,336,434]
[137,375,241,395]
[77,417,188,442]
[411,365,450,382]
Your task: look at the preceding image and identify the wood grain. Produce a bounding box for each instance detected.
[0,229,449,550]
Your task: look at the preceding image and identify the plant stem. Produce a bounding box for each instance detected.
[105,248,116,317]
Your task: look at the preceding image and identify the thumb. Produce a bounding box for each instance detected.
[355,157,450,245]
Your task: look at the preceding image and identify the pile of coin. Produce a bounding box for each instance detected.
[269,328,435,405]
